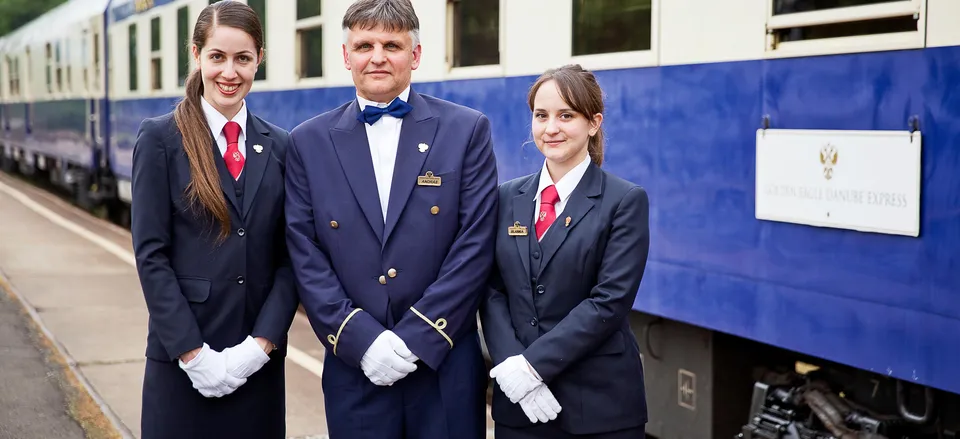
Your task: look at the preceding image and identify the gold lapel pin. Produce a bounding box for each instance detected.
[565,216,571,227]
[253,144,263,154]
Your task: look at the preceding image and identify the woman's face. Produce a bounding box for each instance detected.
[193,25,262,119]
[531,80,601,168]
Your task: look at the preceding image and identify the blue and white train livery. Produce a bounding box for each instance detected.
[1,0,958,437]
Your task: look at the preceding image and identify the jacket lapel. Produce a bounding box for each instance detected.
[383,90,439,246]
[536,163,602,278]
[240,114,273,220]
[211,135,241,215]
[330,101,384,244]
[512,173,540,281]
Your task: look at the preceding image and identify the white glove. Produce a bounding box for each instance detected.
[360,331,418,386]
[519,383,562,423]
[489,354,542,403]
[179,343,247,398]
[222,336,271,379]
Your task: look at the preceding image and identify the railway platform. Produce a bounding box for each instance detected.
[0,172,333,439]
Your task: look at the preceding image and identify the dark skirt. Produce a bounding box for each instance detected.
[141,355,286,439]
[495,422,645,439]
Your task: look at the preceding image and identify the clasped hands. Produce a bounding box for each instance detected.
[178,336,271,398]
[360,330,419,386]
[490,355,562,423]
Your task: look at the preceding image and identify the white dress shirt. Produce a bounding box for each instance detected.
[201,96,248,176]
[357,86,411,222]
[533,154,592,239]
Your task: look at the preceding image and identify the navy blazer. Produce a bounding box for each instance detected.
[131,111,298,362]
[481,162,650,435]
[285,89,498,371]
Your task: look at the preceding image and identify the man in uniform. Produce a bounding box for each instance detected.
[284,0,498,437]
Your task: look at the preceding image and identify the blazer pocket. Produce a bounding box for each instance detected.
[177,277,211,303]
[592,331,626,356]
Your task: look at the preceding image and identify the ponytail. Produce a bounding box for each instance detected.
[588,130,604,166]
[174,69,230,241]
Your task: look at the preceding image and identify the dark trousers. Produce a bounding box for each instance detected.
[322,334,487,439]
[495,422,646,439]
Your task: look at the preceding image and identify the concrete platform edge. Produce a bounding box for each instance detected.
[0,267,136,439]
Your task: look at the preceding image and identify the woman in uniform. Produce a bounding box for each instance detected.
[481,64,651,439]
[130,2,297,437]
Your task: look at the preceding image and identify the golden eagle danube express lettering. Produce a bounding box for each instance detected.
[763,184,910,208]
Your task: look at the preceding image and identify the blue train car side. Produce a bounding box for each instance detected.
[3,0,959,437]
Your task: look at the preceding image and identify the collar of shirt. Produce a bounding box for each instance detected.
[201,96,248,143]
[356,86,411,113]
[535,154,592,205]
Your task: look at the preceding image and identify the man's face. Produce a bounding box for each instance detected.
[343,26,421,103]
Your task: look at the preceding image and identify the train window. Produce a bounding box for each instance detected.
[63,41,70,93]
[151,17,160,52]
[82,30,89,92]
[447,0,499,68]
[129,23,138,92]
[6,57,15,97]
[93,32,100,91]
[56,42,63,93]
[572,0,652,56]
[177,6,189,87]
[45,44,52,94]
[296,0,322,79]
[248,0,267,81]
[765,0,925,57]
[773,0,899,15]
[151,16,162,91]
[297,0,320,20]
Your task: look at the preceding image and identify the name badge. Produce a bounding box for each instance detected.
[508,221,528,236]
[417,171,442,187]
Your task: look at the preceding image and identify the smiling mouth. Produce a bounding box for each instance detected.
[544,140,565,146]
[218,83,240,95]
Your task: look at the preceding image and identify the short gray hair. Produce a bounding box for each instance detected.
[342,0,420,46]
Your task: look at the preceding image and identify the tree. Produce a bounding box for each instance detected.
[0,0,69,37]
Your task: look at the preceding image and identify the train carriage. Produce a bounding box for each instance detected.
[2,0,959,437]
[0,0,110,209]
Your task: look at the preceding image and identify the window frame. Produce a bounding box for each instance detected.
[444,0,503,76]
[763,0,927,58]
[443,0,506,80]
[128,22,138,92]
[568,0,661,71]
[247,0,267,83]
[176,5,189,88]
[149,15,162,91]
[295,14,324,83]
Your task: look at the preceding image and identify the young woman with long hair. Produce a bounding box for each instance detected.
[130,2,297,437]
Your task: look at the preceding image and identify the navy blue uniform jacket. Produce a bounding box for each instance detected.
[481,162,650,435]
[285,89,498,371]
[131,112,298,362]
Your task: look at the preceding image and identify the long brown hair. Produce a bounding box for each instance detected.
[175,1,264,241]
[527,64,606,165]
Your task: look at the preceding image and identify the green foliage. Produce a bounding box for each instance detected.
[0,0,69,37]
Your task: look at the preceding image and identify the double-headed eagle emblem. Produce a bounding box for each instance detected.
[819,143,838,180]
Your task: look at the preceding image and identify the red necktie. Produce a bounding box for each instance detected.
[536,185,559,240]
[222,121,244,180]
